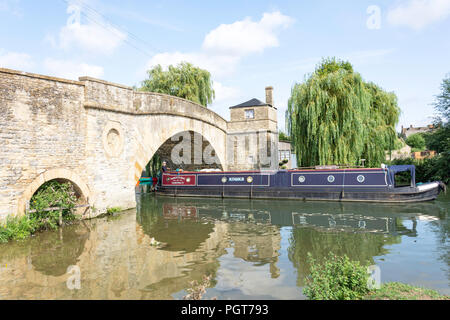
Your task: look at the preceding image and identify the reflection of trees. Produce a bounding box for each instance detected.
[31,224,89,276]
[426,212,449,282]
[0,222,89,277]
[287,227,401,286]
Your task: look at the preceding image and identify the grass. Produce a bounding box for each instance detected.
[303,252,450,300]
[106,207,123,215]
[365,282,449,300]
[0,215,37,243]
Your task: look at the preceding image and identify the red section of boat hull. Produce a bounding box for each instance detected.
[162,174,196,186]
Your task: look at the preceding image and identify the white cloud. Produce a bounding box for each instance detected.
[0,49,33,70]
[47,3,126,55]
[146,12,294,78]
[202,11,294,56]
[209,81,242,119]
[43,58,104,80]
[213,81,241,103]
[0,0,22,17]
[55,23,126,54]
[387,0,450,30]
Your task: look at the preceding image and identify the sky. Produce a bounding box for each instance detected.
[1,0,449,132]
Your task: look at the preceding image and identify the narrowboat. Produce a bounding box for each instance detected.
[142,165,446,203]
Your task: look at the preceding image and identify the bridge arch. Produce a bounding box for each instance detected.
[17,168,91,217]
[131,115,227,183]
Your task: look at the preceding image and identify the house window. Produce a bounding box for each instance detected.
[245,109,255,119]
[279,150,290,161]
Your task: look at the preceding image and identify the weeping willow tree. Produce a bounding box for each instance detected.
[287,58,400,168]
[140,62,215,107]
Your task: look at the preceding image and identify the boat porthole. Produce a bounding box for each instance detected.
[357,175,365,183]
[327,175,335,183]
[186,178,191,183]
[167,177,171,181]
[221,177,227,183]
[247,176,253,183]
[298,176,306,183]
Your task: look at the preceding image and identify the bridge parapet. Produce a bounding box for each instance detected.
[80,77,228,132]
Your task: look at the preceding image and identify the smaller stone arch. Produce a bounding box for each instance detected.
[17,168,91,217]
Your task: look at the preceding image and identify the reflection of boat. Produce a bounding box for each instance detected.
[139,196,438,237]
[162,203,197,220]
[292,212,392,233]
[153,165,445,203]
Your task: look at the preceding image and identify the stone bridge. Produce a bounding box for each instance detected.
[0,68,278,219]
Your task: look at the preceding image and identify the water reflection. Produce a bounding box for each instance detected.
[0,193,447,299]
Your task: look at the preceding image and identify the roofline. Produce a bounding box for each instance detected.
[229,103,276,110]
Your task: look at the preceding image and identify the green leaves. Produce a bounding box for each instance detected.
[140,62,215,107]
[287,58,400,168]
[405,133,426,151]
[435,74,450,124]
[303,252,371,300]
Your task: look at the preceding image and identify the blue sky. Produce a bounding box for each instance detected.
[1,0,449,132]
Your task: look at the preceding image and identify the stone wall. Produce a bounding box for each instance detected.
[0,69,88,219]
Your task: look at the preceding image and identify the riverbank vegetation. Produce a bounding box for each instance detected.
[395,74,450,184]
[287,58,400,168]
[0,181,78,243]
[303,252,449,300]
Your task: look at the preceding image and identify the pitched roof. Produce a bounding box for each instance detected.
[230,98,274,109]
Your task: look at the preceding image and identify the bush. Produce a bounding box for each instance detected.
[388,155,449,184]
[0,215,37,243]
[405,133,426,151]
[303,252,371,300]
[30,181,77,230]
[0,181,79,243]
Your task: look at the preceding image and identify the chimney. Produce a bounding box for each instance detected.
[265,86,273,106]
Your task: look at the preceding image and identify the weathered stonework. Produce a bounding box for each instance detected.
[0,68,278,219]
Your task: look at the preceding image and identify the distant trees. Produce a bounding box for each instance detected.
[279,131,291,142]
[390,73,450,185]
[435,73,450,124]
[140,62,215,107]
[287,58,400,168]
[405,133,426,151]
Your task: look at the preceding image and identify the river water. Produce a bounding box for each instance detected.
[0,193,448,300]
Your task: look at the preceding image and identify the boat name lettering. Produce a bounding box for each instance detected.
[229,177,245,182]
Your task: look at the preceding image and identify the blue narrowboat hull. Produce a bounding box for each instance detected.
[154,169,444,203]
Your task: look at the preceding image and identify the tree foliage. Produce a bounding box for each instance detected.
[405,133,426,151]
[435,73,450,124]
[140,62,215,107]
[287,58,400,168]
[423,126,450,153]
[279,131,291,142]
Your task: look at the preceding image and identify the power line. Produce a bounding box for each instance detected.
[72,0,160,53]
[80,11,154,58]
[58,0,160,58]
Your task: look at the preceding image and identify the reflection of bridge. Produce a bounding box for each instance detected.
[0,205,281,299]
[0,68,278,219]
